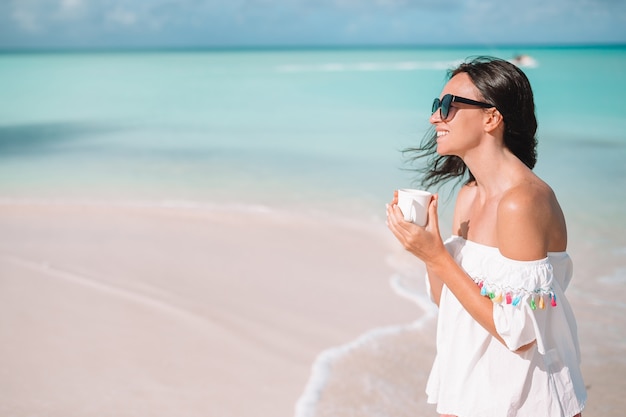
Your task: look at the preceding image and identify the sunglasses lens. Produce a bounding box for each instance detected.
[440,95,451,119]
[432,95,452,119]
[432,98,440,115]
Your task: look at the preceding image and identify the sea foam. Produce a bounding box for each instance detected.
[276,60,462,73]
[294,273,437,417]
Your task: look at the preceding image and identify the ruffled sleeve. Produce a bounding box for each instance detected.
[460,247,560,353]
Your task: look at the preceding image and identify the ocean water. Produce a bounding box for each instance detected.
[1,46,626,415]
[1,47,625,213]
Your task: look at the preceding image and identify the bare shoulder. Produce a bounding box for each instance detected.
[499,179,555,213]
[453,181,477,237]
[497,179,567,260]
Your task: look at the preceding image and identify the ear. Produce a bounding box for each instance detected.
[484,109,504,134]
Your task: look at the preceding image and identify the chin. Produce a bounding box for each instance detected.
[436,144,450,156]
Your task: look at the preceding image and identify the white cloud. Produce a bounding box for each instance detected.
[10,0,86,32]
[61,0,82,9]
[10,0,44,32]
[11,7,40,32]
[56,0,86,19]
[106,7,137,26]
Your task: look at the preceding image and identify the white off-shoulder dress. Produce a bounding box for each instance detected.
[425,236,587,417]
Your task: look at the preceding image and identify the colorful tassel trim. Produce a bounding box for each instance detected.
[473,278,556,309]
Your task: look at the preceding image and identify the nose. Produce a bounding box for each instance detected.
[430,109,443,124]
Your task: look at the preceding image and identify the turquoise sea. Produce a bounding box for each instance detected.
[1,46,626,414]
[1,47,625,215]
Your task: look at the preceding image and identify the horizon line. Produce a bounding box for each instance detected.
[1,41,625,54]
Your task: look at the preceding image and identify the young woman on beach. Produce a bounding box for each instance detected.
[386,57,586,417]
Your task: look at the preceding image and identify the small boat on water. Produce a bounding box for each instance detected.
[510,54,539,68]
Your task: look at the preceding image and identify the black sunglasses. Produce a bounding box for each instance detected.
[432,94,494,120]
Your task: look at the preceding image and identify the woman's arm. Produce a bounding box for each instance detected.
[387,198,507,344]
[386,187,545,352]
[423,184,474,306]
[387,191,445,306]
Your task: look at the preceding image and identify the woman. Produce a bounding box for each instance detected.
[386,57,586,417]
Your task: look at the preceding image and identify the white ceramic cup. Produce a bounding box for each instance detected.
[397,189,432,227]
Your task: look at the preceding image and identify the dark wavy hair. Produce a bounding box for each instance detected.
[405,56,538,188]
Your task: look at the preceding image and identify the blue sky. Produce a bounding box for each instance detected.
[1,0,625,49]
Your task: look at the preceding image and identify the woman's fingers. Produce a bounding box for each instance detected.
[387,203,421,250]
[388,190,399,206]
[426,194,440,234]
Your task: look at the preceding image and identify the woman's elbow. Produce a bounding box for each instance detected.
[513,340,536,353]
[495,333,536,353]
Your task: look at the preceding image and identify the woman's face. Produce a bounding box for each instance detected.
[430,72,489,157]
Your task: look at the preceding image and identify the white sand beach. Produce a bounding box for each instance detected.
[0,200,624,416]
[0,201,424,416]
